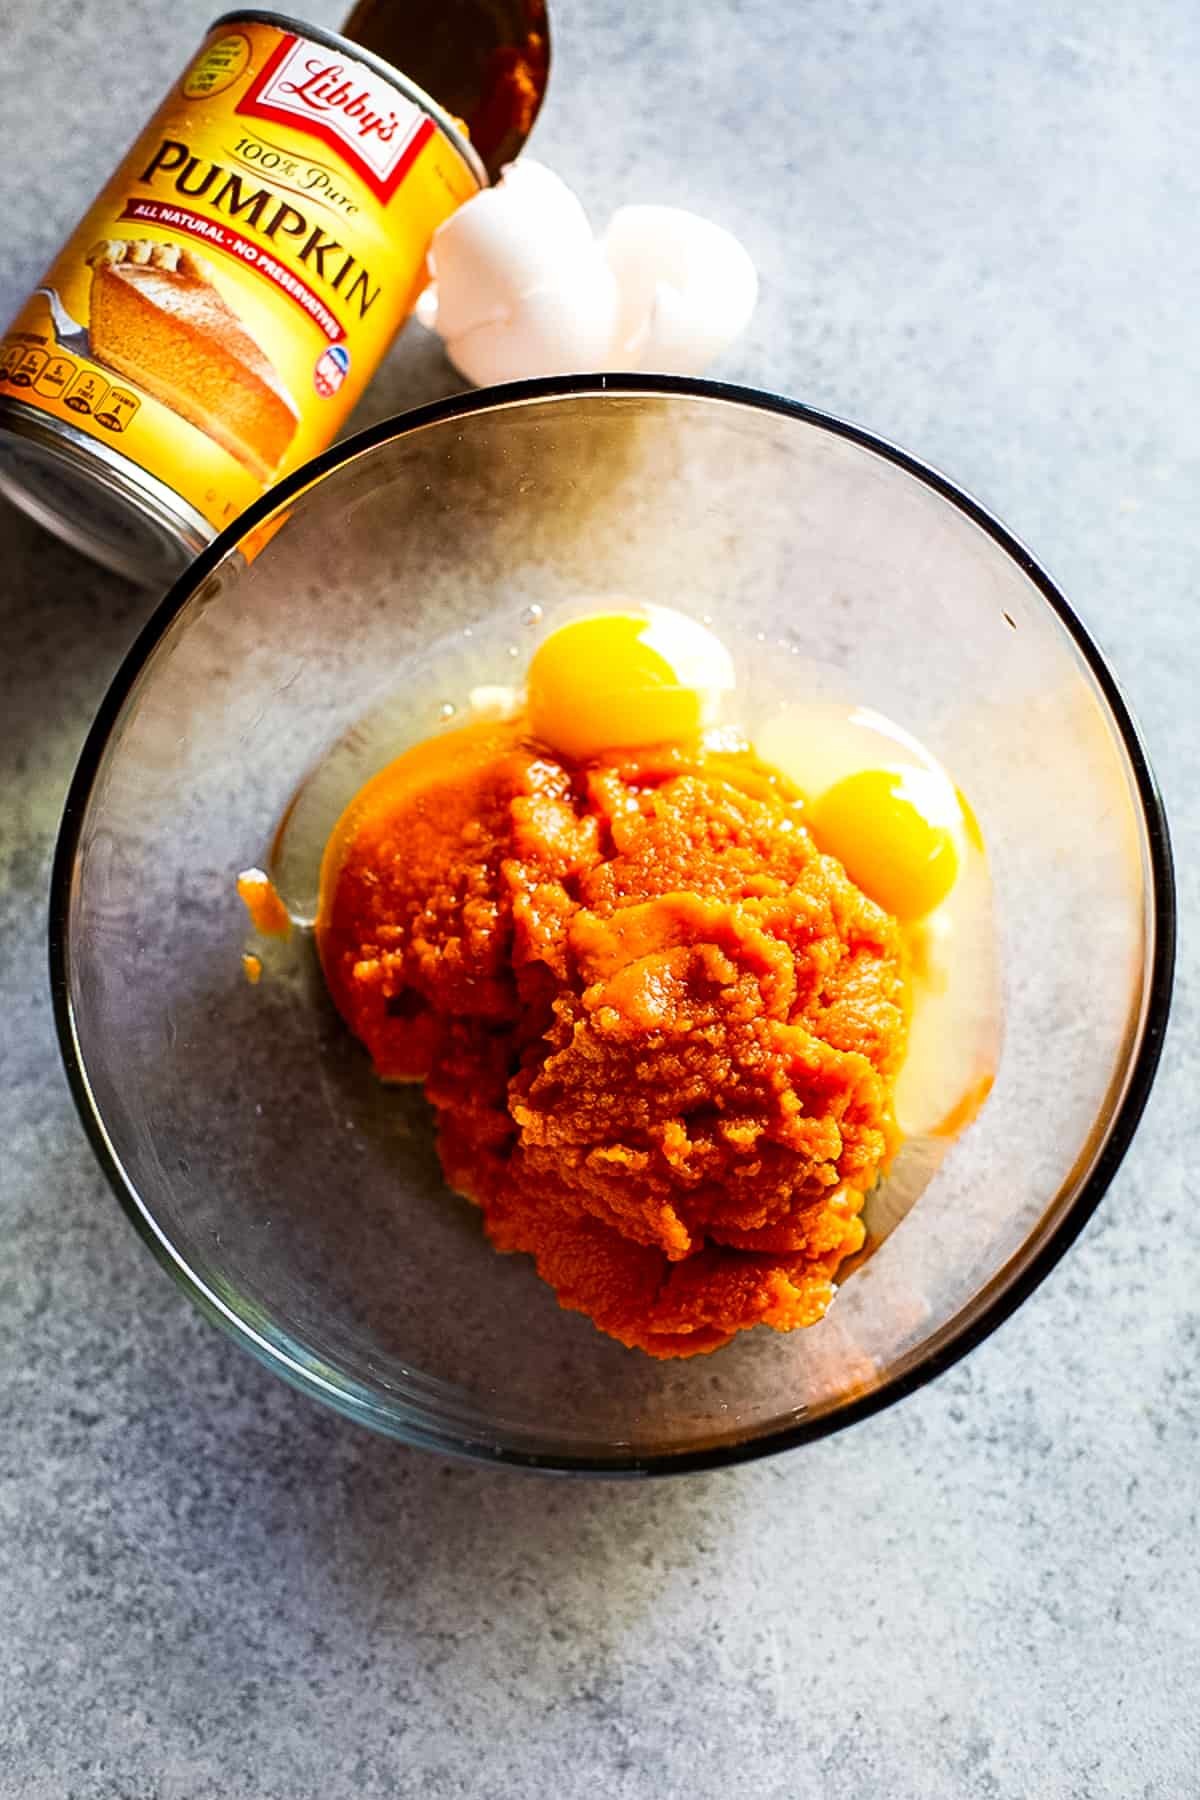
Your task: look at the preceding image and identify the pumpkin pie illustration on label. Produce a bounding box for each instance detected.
[85,238,298,483]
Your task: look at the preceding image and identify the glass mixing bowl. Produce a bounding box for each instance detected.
[50,377,1174,1474]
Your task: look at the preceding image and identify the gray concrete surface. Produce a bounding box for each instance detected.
[1,1,1197,1794]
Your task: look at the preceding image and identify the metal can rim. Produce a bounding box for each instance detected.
[208,9,490,192]
[0,396,214,583]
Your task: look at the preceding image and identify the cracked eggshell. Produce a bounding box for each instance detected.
[604,205,758,374]
[440,251,620,385]
[423,159,598,342]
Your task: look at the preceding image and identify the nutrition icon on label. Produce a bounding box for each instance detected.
[64,370,109,415]
[8,346,49,389]
[94,388,139,433]
[34,355,75,400]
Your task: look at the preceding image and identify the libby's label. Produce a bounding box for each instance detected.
[237,33,435,201]
[0,21,480,536]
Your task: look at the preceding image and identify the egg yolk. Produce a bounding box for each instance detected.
[808,769,960,920]
[527,614,708,759]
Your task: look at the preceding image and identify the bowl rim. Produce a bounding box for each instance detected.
[49,372,1177,1477]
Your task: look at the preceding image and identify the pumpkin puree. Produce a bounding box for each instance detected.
[317,720,908,1357]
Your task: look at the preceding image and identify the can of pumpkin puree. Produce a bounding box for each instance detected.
[0,12,485,584]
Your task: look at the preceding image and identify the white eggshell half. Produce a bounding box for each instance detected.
[426,159,598,342]
[604,205,758,374]
[442,251,620,385]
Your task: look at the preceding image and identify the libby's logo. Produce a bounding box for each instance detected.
[236,34,434,203]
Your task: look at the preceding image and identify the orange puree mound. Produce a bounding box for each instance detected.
[318,721,908,1359]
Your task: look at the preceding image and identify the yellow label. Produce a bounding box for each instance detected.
[0,20,480,535]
